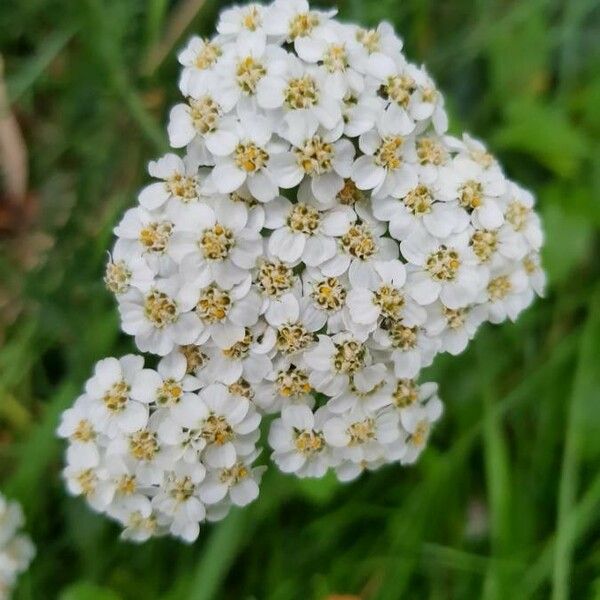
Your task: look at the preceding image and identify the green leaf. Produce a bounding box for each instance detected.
[59,582,122,600]
[540,202,593,287]
[494,100,589,178]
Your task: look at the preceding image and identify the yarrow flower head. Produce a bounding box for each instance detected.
[60,0,544,544]
[0,494,35,599]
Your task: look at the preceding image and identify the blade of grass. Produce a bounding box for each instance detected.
[521,470,600,596]
[481,364,512,599]
[6,28,77,103]
[552,287,600,600]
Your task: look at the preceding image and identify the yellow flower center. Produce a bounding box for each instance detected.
[374,284,405,319]
[222,329,253,359]
[347,418,375,445]
[356,28,380,53]
[276,367,312,398]
[169,475,195,502]
[156,379,183,407]
[459,180,483,210]
[426,246,461,281]
[487,275,512,301]
[374,136,404,170]
[295,136,334,175]
[311,277,346,312]
[404,184,433,215]
[389,322,418,350]
[103,380,130,413]
[323,44,348,72]
[202,414,234,445]
[196,285,231,323]
[470,230,497,263]
[288,12,319,39]
[409,420,430,447]
[241,6,262,31]
[194,41,221,70]
[199,223,235,260]
[234,142,269,173]
[166,173,197,201]
[393,379,419,408]
[180,344,208,374]
[294,429,324,456]
[104,259,131,294]
[416,137,446,165]
[340,223,377,260]
[76,469,97,497]
[333,340,366,374]
[228,378,255,400]
[284,76,319,109]
[139,221,173,253]
[129,429,159,461]
[444,307,467,329]
[219,462,250,485]
[236,56,267,94]
[144,290,178,328]
[287,203,320,234]
[380,75,415,107]
[276,323,315,354]
[189,96,221,135]
[73,419,96,443]
[505,201,529,231]
[256,260,295,297]
[337,179,365,205]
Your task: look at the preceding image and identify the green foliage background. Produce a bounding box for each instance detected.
[1,0,599,598]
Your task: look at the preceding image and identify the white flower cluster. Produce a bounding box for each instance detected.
[59,0,544,543]
[0,494,35,600]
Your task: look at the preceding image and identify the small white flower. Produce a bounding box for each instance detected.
[425,302,487,355]
[436,154,507,229]
[0,494,35,596]
[346,260,426,335]
[104,245,155,296]
[266,197,355,266]
[400,392,443,464]
[304,332,384,397]
[113,206,176,276]
[113,496,160,543]
[84,355,148,436]
[217,4,267,39]
[269,405,332,478]
[178,277,263,348]
[371,321,440,378]
[57,394,100,466]
[170,197,263,288]
[209,116,282,202]
[270,295,326,357]
[203,323,275,385]
[401,229,487,309]
[256,54,342,135]
[138,153,203,210]
[352,105,418,198]
[152,462,206,542]
[322,405,400,464]
[168,93,238,159]
[480,266,530,323]
[160,383,260,468]
[263,0,337,59]
[269,127,355,204]
[178,36,224,96]
[255,359,315,414]
[119,276,202,356]
[320,218,399,289]
[199,450,265,507]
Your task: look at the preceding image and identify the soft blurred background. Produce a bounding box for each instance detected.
[0,0,599,598]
